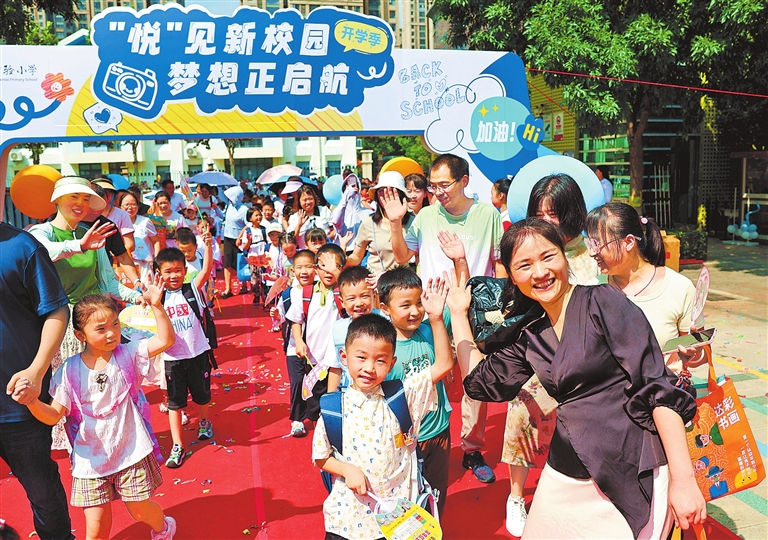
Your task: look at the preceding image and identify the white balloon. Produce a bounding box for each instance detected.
[507,155,604,223]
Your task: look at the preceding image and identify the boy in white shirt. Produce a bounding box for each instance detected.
[285,244,346,436]
[313,294,454,540]
[153,225,214,469]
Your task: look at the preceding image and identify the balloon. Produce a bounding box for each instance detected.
[9,165,61,219]
[380,156,424,179]
[749,231,759,240]
[748,223,758,232]
[727,225,737,234]
[740,230,751,239]
[507,155,604,223]
[107,173,130,190]
[740,222,749,231]
[323,174,344,206]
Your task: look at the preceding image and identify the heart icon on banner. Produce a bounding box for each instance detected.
[94,108,111,124]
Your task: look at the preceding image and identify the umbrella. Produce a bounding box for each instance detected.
[273,175,317,186]
[256,164,302,185]
[264,275,291,306]
[191,170,239,187]
[107,173,130,190]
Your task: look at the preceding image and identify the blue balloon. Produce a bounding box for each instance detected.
[727,224,737,234]
[507,155,604,223]
[741,222,749,231]
[749,231,759,240]
[740,230,751,239]
[748,224,758,232]
[323,174,344,206]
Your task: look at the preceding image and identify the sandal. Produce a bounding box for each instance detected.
[220,291,233,299]
[159,401,169,414]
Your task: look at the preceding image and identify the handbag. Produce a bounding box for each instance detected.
[685,346,765,502]
[236,252,251,282]
[466,276,536,354]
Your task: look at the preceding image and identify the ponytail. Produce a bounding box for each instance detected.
[585,202,666,266]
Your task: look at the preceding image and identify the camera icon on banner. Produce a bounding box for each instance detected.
[102,62,157,111]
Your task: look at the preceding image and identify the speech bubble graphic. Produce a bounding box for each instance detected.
[83,102,122,134]
[334,20,388,54]
[470,96,527,161]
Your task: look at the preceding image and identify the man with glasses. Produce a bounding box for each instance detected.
[382,153,505,486]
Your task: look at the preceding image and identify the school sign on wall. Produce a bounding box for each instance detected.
[0,4,554,200]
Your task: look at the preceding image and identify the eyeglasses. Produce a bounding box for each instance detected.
[426,178,460,194]
[584,237,623,253]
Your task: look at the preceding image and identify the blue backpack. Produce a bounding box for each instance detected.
[318,380,439,516]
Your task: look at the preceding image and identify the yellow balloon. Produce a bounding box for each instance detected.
[379,156,424,179]
[10,165,61,219]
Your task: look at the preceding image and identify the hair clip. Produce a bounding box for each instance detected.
[640,217,648,225]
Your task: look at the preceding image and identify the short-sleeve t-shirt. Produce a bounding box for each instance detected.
[405,201,502,281]
[50,224,100,303]
[107,206,134,236]
[161,286,211,361]
[287,206,334,249]
[389,322,451,441]
[50,340,154,478]
[0,224,69,423]
[285,286,342,365]
[131,215,158,262]
[354,215,414,274]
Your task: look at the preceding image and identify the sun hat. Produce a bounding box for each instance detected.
[266,222,283,235]
[50,177,106,212]
[369,170,406,200]
[92,177,117,191]
[281,180,304,195]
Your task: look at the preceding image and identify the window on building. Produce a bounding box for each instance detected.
[296,160,311,176]
[78,163,103,178]
[309,4,320,12]
[156,166,171,182]
[326,136,340,141]
[389,10,396,18]
[155,139,169,145]
[295,137,309,142]
[265,0,280,13]
[326,160,341,176]
[108,162,125,175]
[83,141,109,152]
[76,0,86,9]
[236,138,264,148]
[233,158,273,181]
[368,0,381,17]
[93,1,101,11]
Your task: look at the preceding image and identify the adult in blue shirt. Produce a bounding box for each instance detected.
[0,222,73,540]
[221,185,249,298]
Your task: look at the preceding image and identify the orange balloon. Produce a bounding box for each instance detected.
[10,165,61,219]
[379,156,424,179]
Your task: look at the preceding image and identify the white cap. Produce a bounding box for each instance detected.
[266,222,283,235]
[281,180,303,195]
[369,170,406,200]
[51,177,106,211]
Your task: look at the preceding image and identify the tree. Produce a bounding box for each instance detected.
[222,139,240,178]
[1,0,76,45]
[432,0,766,206]
[361,136,436,177]
[124,140,140,185]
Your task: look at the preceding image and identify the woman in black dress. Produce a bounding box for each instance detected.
[445,218,705,539]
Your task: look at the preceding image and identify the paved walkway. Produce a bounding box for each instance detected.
[679,238,768,540]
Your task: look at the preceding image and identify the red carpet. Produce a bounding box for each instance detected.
[1,286,741,539]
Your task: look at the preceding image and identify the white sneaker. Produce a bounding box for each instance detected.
[151,516,177,540]
[505,495,527,537]
[290,421,307,438]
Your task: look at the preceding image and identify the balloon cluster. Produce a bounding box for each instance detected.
[727,203,761,240]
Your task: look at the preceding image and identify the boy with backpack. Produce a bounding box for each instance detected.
[285,244,346,437]
[153,225,216,469]
[313,299,454,540]
[376,267,453,516]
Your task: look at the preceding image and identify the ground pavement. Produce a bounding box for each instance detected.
[1,239,765,538]
[679,238,768,540]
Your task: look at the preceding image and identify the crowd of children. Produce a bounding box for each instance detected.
[5,156,708,540]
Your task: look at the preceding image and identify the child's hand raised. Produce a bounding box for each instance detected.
[141,274,167,307]
[343,463,370,496]
[445,270,471,314]
[422,276,448,320]
[201,227,212,247]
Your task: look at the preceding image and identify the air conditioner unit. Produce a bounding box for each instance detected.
[9,150,23,162]
[186,146,199,158]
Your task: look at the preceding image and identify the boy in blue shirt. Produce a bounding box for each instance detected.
[325,266,378,393]
[377,267,453,515]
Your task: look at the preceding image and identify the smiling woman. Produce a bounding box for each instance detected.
[447,218,706,539]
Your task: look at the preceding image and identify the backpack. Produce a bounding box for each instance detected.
[319,380,439,518]
[280,284,345,355]
[163,283,218,369]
